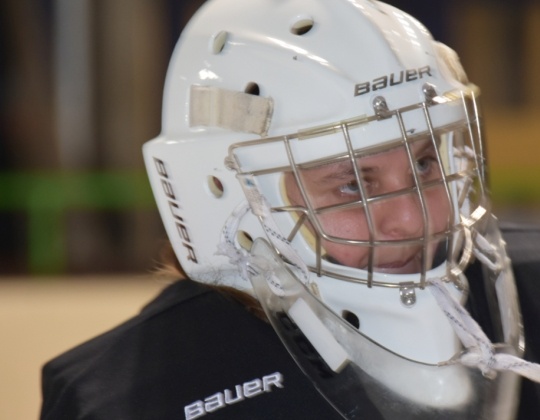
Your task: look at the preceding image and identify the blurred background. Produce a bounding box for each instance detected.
[1,0,539,418]
[1,0,540,276]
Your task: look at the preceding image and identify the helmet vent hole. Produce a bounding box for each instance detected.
[244,82,260,96]
[207,176,224,198]
[210,30,229,54]
[290,17,314,36]
[342,310,360,329]
[237,231,253,251]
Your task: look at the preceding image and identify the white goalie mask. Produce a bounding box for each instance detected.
[144,0,537,418]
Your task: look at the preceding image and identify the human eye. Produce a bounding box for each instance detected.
[415,154,440,178]
[338,179,361,197]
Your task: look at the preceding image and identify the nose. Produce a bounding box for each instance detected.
[372,191,425,241]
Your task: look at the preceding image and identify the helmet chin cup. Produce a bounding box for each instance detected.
[248,238,521,420]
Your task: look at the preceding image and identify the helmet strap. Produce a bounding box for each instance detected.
[429,275,540,382]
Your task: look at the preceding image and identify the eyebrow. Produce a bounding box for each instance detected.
[312,161,375,185]
[308,138,437,185]
[411,138,437,156]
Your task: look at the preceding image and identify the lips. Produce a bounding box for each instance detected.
[328,253,425,274]
[374,262,418,274]
[372,253,423,274]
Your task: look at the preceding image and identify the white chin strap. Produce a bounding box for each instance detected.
[216,199,309,297]
[217,173,311,297]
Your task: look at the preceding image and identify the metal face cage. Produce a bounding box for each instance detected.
[228,85,489,290]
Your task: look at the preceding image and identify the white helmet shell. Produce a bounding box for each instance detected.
[144,1,529,416]
[144,0,485,364]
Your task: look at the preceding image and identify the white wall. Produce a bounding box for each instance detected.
[0,276,168,420]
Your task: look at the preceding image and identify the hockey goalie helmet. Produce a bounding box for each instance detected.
[144,0,529,416]
[144,0,493,364]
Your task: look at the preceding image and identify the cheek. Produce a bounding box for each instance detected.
[318,209,370,241]
[323,242,369,268]
[283,174,301,205]
[426,189,452,231]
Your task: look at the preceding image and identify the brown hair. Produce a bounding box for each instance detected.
[156,239,189,279]
[157,241,267,321]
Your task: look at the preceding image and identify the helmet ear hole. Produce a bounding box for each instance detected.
[342,310,360,329]
[244,82,260,96]
[237,231,254,251]
[208,176,224,198]
[290,16,314,36]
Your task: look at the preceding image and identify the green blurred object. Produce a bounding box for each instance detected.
[490,167,540,206]
[0,172,156,274]
[1,168,539,274]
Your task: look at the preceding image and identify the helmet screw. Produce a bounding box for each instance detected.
[372,96,391,119]
[422,83,438,105]
[399,282,417,307]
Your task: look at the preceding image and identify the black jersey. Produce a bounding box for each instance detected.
[500,224,540,419]
[40,279,346,419]
[40,224,540,419]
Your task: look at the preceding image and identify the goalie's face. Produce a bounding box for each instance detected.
[284,138,451,275]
